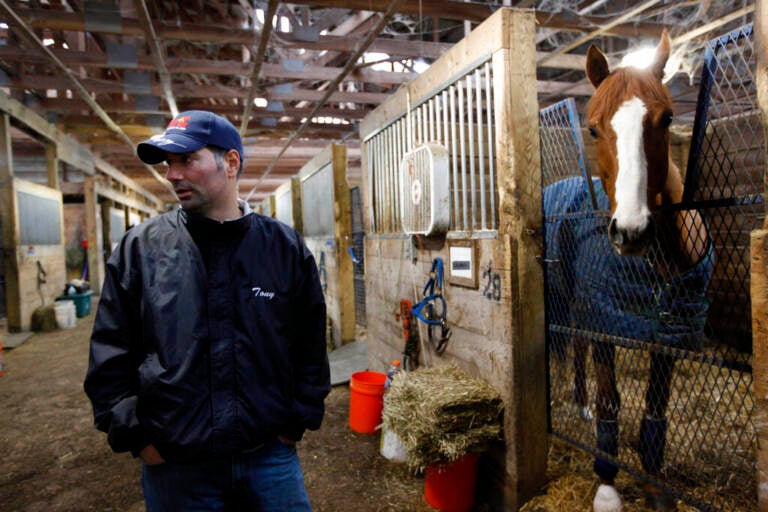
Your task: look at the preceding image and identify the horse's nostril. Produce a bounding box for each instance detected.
[608,218,622,245]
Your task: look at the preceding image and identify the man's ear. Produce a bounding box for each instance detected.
[226,149,241,178]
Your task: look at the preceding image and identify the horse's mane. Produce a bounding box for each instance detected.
[587,67,672,121]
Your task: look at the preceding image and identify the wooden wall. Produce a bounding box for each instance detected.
[9,179,66,331]
[360,9,545,509]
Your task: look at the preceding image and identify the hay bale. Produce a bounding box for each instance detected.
[31,304,57,332]
[382,364,503,469]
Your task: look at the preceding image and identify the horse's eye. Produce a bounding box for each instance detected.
[660,111,673,128]
[588,126,598,139]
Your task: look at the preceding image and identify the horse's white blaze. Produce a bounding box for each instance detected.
[610,96,650,233]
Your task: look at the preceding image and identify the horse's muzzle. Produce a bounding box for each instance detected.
[608,217,655,256]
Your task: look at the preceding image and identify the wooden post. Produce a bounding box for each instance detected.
[753,231,768,511]
[83,177,104,292]
[45,141,59,190]
[492,9,547,508]
[0,112,19,330]
[754,0,768,508]
[331,144,355,343]
[291,176,303,234]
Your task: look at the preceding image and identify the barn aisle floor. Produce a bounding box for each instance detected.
[0,312,432,512]
[0,310,699,511]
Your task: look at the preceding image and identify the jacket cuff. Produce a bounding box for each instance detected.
[281,425,306,442]
[106,396,148,454]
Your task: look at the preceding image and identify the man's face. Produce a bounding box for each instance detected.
[164,147,232,216]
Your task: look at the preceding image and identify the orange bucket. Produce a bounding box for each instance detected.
[348,371,386,434]
[424,453,479,512]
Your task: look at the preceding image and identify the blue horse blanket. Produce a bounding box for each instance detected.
[543,177,714,350]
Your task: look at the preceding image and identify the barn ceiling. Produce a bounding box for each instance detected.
[0,0,756,206]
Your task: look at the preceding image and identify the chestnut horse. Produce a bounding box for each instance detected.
[557,31,713,512]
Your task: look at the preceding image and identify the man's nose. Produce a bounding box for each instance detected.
[165,163,182,181]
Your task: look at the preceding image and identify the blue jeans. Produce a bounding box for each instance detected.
[142,439,312,511]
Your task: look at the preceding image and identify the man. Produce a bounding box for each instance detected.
[84,110,330,511]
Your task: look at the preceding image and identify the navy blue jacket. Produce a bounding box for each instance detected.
[84,206,330,463]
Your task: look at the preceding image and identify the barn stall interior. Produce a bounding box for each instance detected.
[0,1,764,511]
[281,143,363,348]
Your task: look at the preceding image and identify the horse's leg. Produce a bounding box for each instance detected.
[639,350,677,511]
[592,340,620,483]
[573,335,592,420]
[591,340,623,512]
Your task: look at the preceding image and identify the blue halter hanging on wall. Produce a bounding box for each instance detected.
[411,257,451,355]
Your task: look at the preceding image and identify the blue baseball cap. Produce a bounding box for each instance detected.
[137,110,244,165]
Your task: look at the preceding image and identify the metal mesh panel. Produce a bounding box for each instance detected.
[110,208,124,244]
[543,23,760,509]
[366,60,497,235]
[687,24,764,356]
[275,190,293,227]
[301,163,334,238]
[350,187,366,327]
[18,191,61,245]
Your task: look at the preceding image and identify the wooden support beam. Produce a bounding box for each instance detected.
[331,144,355,344]
[240,0,279,133]
[16,4,668,39]
[0,112,19,329]
[537,0,663,65]
[0,89,93,173]
[45,142,58,190]
[93,157,164,211]
[133,0,178,116]
[754,0,768,507]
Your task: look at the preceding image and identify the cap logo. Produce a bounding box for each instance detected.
[147,135,185,148]
[167,115,191,130]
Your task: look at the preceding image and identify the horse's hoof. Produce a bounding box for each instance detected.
[593,484,622,512]
[643,484,677,511]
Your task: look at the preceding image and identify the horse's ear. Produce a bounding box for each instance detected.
[650,29,671,80]
[586,44,610,88]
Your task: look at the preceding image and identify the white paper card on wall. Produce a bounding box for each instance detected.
[450,246,472,280]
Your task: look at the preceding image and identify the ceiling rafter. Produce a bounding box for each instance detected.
[245,0,407,200]
[16,6,670,44]
[537,0,664,65]
[240,0,279,133]
[0,0,172,193]
[133,0,178,116]
[0,1,754,205]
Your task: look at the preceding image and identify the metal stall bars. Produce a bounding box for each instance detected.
[365,58,497,237]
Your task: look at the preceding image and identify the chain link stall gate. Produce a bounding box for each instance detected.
[541,24,762,512]
[350,186,366,327]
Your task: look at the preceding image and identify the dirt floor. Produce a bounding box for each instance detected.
[0,313,704,512]
[0,314,432,512]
